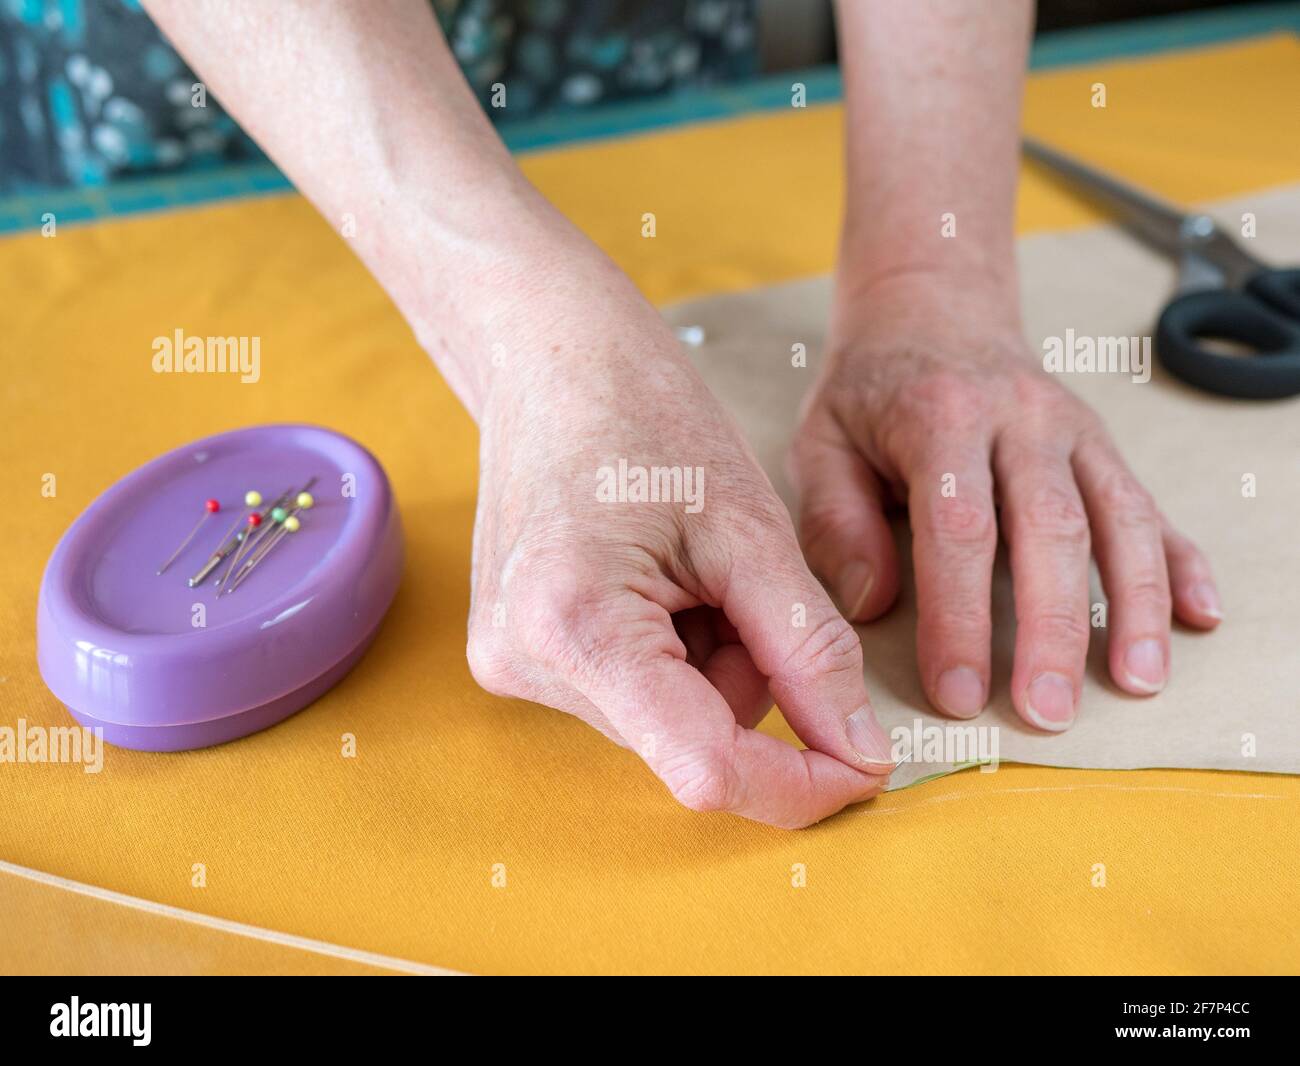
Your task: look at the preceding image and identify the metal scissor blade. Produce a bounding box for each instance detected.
[1022,136,1266,291]
[1022,136,1191,258]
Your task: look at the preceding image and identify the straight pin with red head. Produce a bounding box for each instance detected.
[187,478,316,589]
[208,490,263,561]
[190,486,295,588]
[227,492,314,594]
[216,511,264,592]
[156,498,220,575]
[228,512,303,593]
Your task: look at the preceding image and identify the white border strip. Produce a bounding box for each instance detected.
[0,859,460,976]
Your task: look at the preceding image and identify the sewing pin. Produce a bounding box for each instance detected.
[157,498,220,575]
[219,502,291,596]
[189,477,318,589]
[229,492,314,591]
[206,489,263,557]
[189,484,298,588]
[216,512,263,593]
[202,486,261,566]
[229,514,301,592]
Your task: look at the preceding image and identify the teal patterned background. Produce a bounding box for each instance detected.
[0,0,758,193]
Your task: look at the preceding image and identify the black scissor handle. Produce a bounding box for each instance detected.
[1155,287,1300,399]
[1246,266,1300,320]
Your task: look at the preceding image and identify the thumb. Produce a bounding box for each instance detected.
[722,525,896,775]
[577,650,887,829]
[789,414,900,622]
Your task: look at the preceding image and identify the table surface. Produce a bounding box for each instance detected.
[2,26,1298,975]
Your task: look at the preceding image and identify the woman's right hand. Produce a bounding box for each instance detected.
[463,276,895,828]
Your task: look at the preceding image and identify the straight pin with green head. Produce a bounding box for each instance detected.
[228,513,302,593]
[190,485,294,588]
[218,499,292,594]
[226,491,312,590]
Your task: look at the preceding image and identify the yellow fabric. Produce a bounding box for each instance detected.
[0,868,418,975]
[1,35,1298,975]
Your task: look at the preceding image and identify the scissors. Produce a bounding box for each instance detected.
[1023,137,1300,400]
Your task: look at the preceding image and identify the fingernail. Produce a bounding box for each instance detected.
[837,561,874,620]
[1024,672,1076,732]
[1123,638,1166,693]
[935,667,985,719]
[1191,581,1223,620]
[845,706,895,770]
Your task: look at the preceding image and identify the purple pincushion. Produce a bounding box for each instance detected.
[37,424,403,751]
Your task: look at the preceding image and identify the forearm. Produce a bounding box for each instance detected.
[834,0,1033,322]
[143,0,652,418]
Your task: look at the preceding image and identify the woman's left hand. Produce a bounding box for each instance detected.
[789,273,1222,732]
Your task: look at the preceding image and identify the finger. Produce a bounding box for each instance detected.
[480,580,683,754]
[1072,445,1172,695]
[790,413,900,621]
[582,651,887,829]
[523,676,632,748]
[674,608,771,728]
[903,443,997,720]
[469,638,631,748]
[722,530,896,775]
[1162,520,1223,629]
[698,644,773,730]
[994,437,1092,732]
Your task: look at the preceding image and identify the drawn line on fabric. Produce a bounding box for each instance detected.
[0,859,460,976]
[862,783,1291,817]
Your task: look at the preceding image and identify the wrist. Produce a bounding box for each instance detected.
[831,262,1023,342]
[826,264,1033,376]
[389,185,666,421]
[455,246,685,426]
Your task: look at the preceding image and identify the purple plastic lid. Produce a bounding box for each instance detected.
[37,424,403,750]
